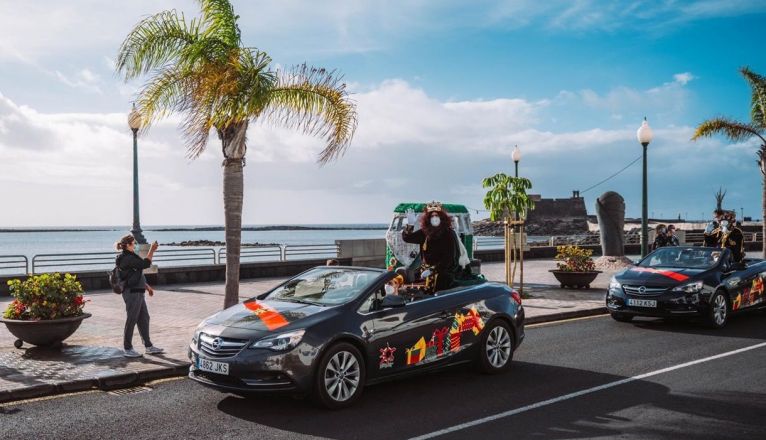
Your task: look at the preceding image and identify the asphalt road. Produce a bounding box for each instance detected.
[2,312,766,440]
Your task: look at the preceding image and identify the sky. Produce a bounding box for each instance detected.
[1,0,766,227]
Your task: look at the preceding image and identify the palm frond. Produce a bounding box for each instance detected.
[198,0,241,47]
[740,66,766,128]
[262,64,358,165]
[692,117,766,144]
[116,10,201,80]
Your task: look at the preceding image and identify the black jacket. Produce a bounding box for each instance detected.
[116,250,151,291]
[402,226,458,275]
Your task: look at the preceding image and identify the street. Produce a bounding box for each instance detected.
[2,312,765,440]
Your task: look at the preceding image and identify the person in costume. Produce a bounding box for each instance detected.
[666,224,680,246]
[652,224,668,251]
[402,201,458,293]
[703,209,724,247]
[720,211,745,264]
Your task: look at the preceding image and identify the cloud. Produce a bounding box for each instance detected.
[673,72,696,85]
[54,68,102,94]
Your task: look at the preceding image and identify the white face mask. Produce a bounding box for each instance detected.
[430,217,441,227]
[721,220,729,230]
[384,284,395,295]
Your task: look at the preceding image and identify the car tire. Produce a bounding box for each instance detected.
[707,290,730,329]
[313,342,365,409]
[610,312,633,323]
[476,320,514,374]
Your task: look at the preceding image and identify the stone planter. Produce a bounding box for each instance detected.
[0,313,91,348]
[549,270,602,289]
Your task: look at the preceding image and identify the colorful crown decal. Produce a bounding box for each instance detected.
[426,201,443,212]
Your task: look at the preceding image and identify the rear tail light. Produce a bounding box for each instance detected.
[511,290,522,305]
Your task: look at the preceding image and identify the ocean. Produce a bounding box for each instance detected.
[0,225,388,261]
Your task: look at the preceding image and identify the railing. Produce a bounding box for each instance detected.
[219,245,283,263]
[153,248,216,266]
[284,244,340,261]
[29,248,217,274]
[0,255,29,275]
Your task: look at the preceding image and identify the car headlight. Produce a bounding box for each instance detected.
[609,277,621,290]
[250,329,306,351]
[672,281,703,293]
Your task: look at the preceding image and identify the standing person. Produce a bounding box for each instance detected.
[666,225,680,246]
[402,201,458,293]
[652,224,668,250]
[703,210,724,247]
[115,235,164,358]
[720,212,745,265]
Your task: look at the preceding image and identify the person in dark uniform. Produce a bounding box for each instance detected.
[652,224,668,250]
[703,209,724,247]
[402,201,458,293]
[666,225,680,246]
[720,211,745,264]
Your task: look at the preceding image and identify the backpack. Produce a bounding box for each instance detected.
[108,266,127,294]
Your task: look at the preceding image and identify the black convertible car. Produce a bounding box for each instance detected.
[607,247,766,327]
[188,266,524,408]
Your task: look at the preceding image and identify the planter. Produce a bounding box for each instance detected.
[0,313,91,348]
[549,270,602,289]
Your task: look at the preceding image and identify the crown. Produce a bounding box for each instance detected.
[426,201,443,212]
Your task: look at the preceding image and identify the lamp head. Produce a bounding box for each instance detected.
[511,145,521,163]
[637,117,653,146]
[128,103,142,131]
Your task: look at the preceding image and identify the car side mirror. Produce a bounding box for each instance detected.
[381,295,406,309]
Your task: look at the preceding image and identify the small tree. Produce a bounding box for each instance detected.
[714,186,727,212]
[482,174,534,292]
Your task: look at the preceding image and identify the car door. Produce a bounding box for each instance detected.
[359,289,455,378]
[431,288,487,358]
[728,264,766,311]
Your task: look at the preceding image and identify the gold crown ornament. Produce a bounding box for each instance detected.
[426,201,443,212]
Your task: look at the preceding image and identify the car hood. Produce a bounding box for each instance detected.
[206,298,331,332]
[616,266,707,287]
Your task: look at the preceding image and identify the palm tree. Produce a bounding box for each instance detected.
[693,66,766,257]
[116,0,357,308]
[714,186,726,212]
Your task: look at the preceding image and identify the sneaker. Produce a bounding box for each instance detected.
[123,348,142,358]
[145,346,165,355]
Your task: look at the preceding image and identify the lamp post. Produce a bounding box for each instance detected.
[636,117,653,258]
[512,145,521,178]
[128,104,147,245]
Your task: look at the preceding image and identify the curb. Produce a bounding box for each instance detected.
[0,363,191,404]
[0,309,608,405]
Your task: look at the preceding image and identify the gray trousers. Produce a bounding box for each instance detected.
[122,290,153,350]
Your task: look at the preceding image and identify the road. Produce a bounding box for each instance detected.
[2,312,766,440]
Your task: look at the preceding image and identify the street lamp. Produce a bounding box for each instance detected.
[128,104,147,245]
[637,117,653,258]
[512,145,521,178]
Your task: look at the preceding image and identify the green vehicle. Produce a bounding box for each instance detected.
[385,202,479,274]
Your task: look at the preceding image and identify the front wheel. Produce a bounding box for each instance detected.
[313,342,365,409]
[707,290,730,329]
[476,320,514,374]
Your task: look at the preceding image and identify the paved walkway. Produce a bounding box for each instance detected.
[0,260,621,403]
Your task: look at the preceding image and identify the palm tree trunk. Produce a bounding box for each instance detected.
[219,121,248,309]
[223,159,243,308]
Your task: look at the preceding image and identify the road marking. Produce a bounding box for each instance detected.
[527,314,607,328]
[409,341,766,440]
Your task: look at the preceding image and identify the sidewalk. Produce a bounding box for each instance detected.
[0,260,619,403]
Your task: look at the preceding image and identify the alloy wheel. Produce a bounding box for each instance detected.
[323,350,360,402]
[486,325,512,368]
[713,294,727,326]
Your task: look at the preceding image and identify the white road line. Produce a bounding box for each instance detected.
[409,341,766,440]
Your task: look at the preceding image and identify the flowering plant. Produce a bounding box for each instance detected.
[3,273,86,320]
[555,245,596,272]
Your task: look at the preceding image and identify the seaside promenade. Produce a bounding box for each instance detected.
[0,259,614,403]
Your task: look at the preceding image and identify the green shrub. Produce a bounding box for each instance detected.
[3,273,86,320]
[555,245,596,272]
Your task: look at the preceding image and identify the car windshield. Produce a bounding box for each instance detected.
[638,247,722,269]
[266,267,381,306]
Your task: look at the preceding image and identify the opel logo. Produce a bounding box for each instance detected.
[638,286,647,294]
[211,337,222,350]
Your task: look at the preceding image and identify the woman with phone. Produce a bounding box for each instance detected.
[115,235,164,358]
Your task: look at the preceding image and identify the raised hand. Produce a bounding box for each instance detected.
[406,208,417,226]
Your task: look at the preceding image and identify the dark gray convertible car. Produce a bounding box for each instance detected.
[188,266,524,408]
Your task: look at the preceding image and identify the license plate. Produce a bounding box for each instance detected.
[196,356,229,375]
[627,298,657,308]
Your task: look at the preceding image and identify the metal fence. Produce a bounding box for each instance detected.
[0,255,28,276]
[218,245,283,263]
